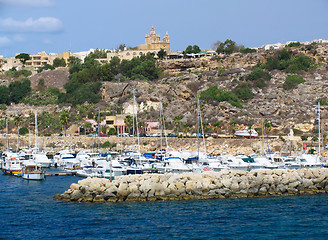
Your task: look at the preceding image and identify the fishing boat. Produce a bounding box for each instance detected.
[2,152,22,176]
[22,161,45,180]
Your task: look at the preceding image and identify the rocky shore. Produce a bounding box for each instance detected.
[54,168,328,203]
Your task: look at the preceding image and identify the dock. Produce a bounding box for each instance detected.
[45,172,76,176]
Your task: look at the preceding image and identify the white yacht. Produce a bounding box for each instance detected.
[158,156,193,173]
[297,154,323,168]
[33,153,52,168]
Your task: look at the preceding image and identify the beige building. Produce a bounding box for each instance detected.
[25,51,72,70]
[104,26,170,61]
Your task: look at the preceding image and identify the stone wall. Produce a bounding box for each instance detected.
[54,168,328,203]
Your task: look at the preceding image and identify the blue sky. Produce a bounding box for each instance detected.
[0,0,327,57]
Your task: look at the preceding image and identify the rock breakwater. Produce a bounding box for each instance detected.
[54,168,328,203]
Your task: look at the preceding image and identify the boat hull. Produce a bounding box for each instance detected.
[2,168,22,176]
[22,172,45,180]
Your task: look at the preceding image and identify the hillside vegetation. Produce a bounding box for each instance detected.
[0,41,327,139]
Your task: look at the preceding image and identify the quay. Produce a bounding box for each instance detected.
[45,172,75,176]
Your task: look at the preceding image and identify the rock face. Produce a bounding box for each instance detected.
[54,168,328,203]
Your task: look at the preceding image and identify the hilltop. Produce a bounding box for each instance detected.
[1,41,328,147]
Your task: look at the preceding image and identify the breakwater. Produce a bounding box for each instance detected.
[54,168,328,202]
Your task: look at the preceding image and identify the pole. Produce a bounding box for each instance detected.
[35,111,38,150]
[318,101,321,163]
[6,118,9,151]
[197,95,200,161]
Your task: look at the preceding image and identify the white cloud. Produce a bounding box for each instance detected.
[0,36,11,46]
[0,0,55,7]
[0,17,63,32]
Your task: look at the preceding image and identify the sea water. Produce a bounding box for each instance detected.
[1,170,328,240]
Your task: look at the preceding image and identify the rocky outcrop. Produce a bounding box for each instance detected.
[54,168,328,203]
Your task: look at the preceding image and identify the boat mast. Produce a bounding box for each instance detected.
[318,101,321,162]
[97,108,100,151]
[35,111,38,150]
[132,88,135,152]
[197,95,200,161]
[121,110,123,155]
[6,117,9,151]
[160,101,163,156]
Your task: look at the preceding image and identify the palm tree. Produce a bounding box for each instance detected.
[264,122,272,137]
[124,115,133,135]
[60,110,70,136]
[229,120,237,138]
[14,114,22,151]
[173,116,182,134]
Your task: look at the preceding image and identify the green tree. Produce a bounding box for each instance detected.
[53,58,66,68]
[117,44,126,51]
[216,39,240,54]
[183,45,201,54]
[124,115,133,134]
[60,110,70,136]
[68,56,82,66]
[84,49,108,62]
[157,49,167,59]
[0,86,10,105]
[173,116,182,133]
[15,53,30,64]
[9,78,31,104]
[14,114,22,149]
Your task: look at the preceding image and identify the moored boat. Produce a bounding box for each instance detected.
[22,161,45,180]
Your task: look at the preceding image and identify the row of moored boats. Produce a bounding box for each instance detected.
[1,147,326,181]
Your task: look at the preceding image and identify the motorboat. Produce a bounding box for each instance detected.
[22,161,45,180]
[296,154,323,168]
[33,153,52,168]
[158,156,193,173]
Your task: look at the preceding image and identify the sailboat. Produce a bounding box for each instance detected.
[2,118,23,176]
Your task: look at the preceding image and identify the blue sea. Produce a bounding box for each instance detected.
[1,170,328,240]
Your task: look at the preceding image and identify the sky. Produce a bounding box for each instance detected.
[0,0,327,57]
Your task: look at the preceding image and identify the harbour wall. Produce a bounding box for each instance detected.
[54,168,328,203]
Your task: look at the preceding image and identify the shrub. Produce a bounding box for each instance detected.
[265,48,314,72]
[19,127,29,136]
[102,141,111,148]
[107,128,117,136]
[231,82,254,100]
[283,75,305,90]
[245,68,271,88]
[300,135,308,141]
[200,86,242,108]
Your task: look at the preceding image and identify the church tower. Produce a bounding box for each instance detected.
[139,26,170,51]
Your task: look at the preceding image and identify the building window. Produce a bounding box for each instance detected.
[106,120,114,125]
[126,53,130,56]
[133,52,137,56]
